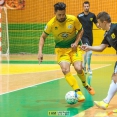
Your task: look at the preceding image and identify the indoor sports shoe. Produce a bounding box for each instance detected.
[113,109,117,113]
[94,101,108,110]
[87,68,92,74]
[78,94,85,102]
[85,85,95,95]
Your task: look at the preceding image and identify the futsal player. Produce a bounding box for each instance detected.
[80,12,117,112]
[77,1,99,74]
[38,2,95,102]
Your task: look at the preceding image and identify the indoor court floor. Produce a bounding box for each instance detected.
[0,54,117,117]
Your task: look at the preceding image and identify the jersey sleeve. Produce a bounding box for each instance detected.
[44,21,52,35]
[93,14,98,24]
[101,37,111,47]
[74,16,82,31]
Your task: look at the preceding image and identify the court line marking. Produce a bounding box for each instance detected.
[0,64,111,95]
[1,64,111,75]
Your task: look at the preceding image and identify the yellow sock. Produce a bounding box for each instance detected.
[65,72,83,95]
[77,70,87,87]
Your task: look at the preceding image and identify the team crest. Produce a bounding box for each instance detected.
[111,33,115,39]
[68,24,73,29]
[90,18,93,21]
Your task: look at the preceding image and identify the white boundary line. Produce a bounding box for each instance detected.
[0,64,111,95]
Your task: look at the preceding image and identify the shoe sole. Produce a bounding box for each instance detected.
[94,101,107,110]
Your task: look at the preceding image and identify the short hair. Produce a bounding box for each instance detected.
[54,2,66,12]
[97,12,111,23]
[83,1,90,6]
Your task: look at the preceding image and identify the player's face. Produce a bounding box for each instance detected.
[55,10,66,22]
[97,19,107,30]
[83,4,90,12]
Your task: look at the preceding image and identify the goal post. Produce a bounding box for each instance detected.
[0,6,9,57]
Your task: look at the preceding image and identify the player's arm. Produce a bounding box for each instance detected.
[75,28,84,45]
[38,32,48,63]
[71,28,84,49]
[71,16,84,49]
[93,14,100,29]
[81,44,108,52]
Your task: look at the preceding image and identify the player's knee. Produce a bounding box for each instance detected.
[62,68,70,75]
[75,66,82,74]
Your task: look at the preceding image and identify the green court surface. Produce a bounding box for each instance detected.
[0,61,115,117]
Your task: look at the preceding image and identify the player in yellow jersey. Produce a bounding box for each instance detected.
[38,2,95,102]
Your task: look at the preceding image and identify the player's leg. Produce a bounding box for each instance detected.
[112,61,117,112]
[83,52,87,73]
[87,50,92,74]
[55,48,85,102]
[94,80,117,110]
[94,61,117,110]
[81,37,88,73]
[86,38,93,74]
[71,47,95,95]
[60,63,85,102]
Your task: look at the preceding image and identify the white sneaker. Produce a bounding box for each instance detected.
[94,101,108,110]
[87,68,92,74]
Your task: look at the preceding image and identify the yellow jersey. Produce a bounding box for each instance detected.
[44,15,82,48]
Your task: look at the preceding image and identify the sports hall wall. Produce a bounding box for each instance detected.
[7,0,117,54]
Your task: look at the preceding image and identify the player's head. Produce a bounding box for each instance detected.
[97,12,111,30]
[54,2,66,22]
[83,1,90,13]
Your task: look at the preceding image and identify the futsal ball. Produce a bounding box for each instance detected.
[65,91,78,104]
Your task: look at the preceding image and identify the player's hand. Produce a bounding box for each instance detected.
[71,42,77,51]
[38,52,43,64]
[80,44,90,51]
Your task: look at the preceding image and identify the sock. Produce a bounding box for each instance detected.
[65,72,83,95]
[83,53,87,68]
[75,89,83,95]
[103,80,117,104]
[87,51,92,69]
[77,70,87,86]
[87,75,92,85]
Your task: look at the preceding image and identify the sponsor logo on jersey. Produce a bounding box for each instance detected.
[90,18,93,21]
[61,33,68,38]
[78,13,84,17]
[111,33,115,39]
[59,32,70,38]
